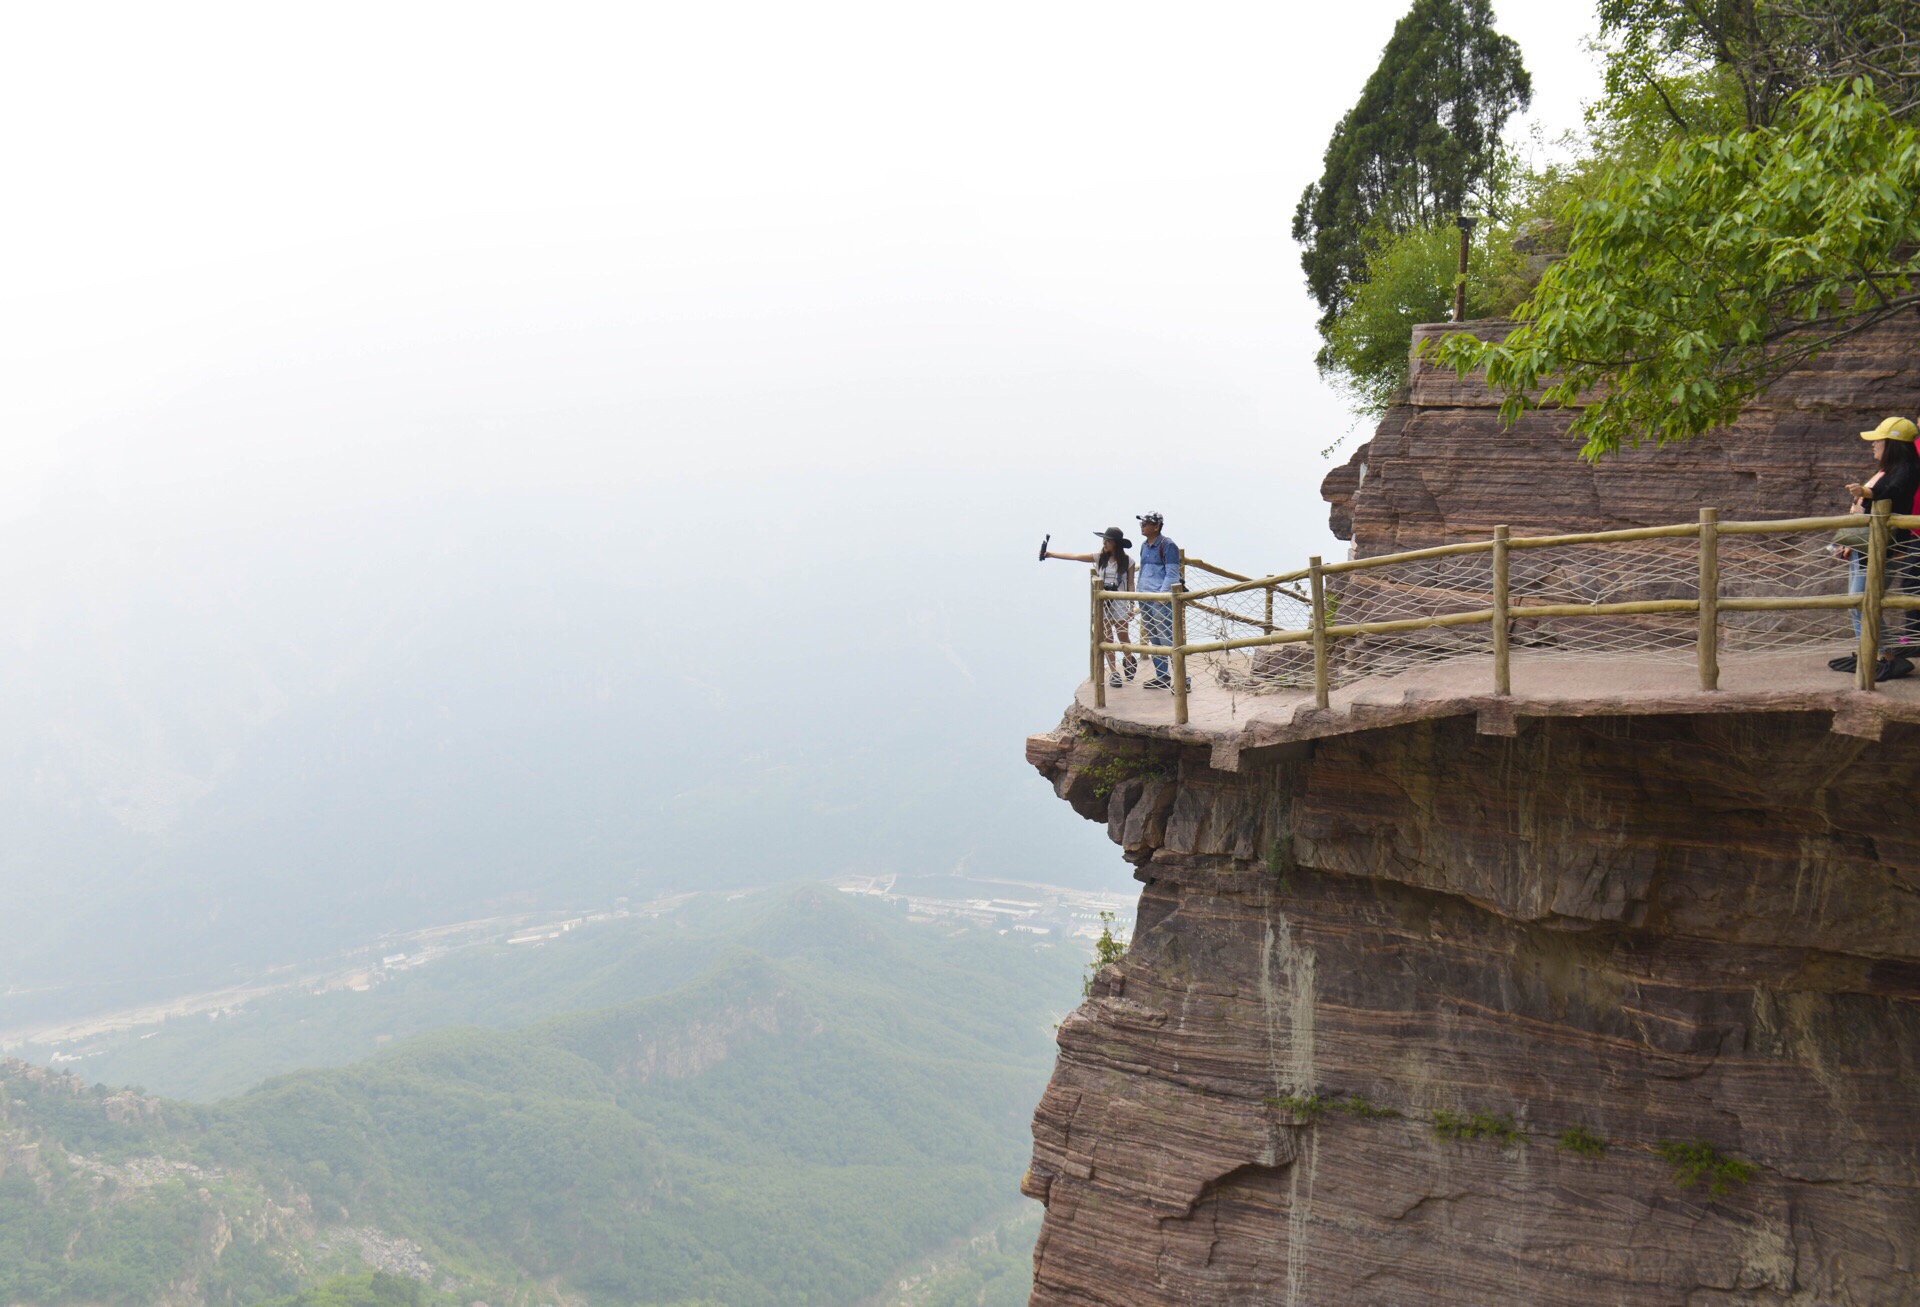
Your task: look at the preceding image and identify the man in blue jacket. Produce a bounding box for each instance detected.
[1135,512,1182,689]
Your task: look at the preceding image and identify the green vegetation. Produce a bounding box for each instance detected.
[1557,1124,1609,1157]
[1293,0,1531,333]
[63,898,766,1102]
[1657,1138,1757,1198]
[1556,1124,1609,1157]
[1433,80,1920,456]
[257,1273,451,1307]
[1083,748,1178,801]
[1317,218,1534,419]
[1336,1094,1401,1120]
[1426,6,1920,456]
[1293,0,1531,417]
[1306,2,1920,446]
[1268,1094,1331,1123]
[0,889,1087,1306]
[888,1210,1039,1307]
[1432,1109,1523,1146]
[906,1251,1032,1307]
[1591,0,1920,136]
[1081,910,1128,996]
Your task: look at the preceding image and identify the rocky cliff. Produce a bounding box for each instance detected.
[1022,321,1920,1305]
[1322,318,1920,555]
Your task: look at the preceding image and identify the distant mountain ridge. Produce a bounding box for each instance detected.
[0,483,1117,1031]
[0,889,1077,1306]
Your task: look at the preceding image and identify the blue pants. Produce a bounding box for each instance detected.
[1141,600,1172,679]
[1851,553,1866,638]
[1849,548,1919,643]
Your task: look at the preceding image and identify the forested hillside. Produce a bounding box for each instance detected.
[0,889,1081,1306]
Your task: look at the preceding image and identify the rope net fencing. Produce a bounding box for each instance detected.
[1165,532,1915,696]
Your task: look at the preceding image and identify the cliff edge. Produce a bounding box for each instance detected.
[1021,320,1920,1305]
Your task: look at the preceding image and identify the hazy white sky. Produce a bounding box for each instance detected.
[0,2,1618,999]
[3,0,1601,531]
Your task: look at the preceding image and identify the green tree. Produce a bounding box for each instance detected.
[1317,218,1532,418]
[1292,0,1531,330]
[1080,911,1126,996]
[1592,0,1920,140]
[1431,79,1920,458]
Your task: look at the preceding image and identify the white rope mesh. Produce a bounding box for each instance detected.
[1160,533,1916,696]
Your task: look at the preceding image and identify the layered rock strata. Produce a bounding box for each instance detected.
[1323,319,1920,556]
[1022,713,1920,1305]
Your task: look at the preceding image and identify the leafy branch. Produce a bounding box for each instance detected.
[1429,79,1920,459]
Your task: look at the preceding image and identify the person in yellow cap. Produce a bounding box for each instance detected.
[1836,416,1920,680]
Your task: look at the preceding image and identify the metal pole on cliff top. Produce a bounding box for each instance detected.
[1697,508,1719,691]
[1090,571,1106,709]
[1170,584,1189,726]
[1859,499,1891,692]
[1453,210,1476,323]
[1491,525,1510,695]
[1309,556,1330,710]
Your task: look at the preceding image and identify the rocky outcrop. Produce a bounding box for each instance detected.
[1323,318,1920,557]
[1022,717,1920,1306]
[1025,319,1920,1305]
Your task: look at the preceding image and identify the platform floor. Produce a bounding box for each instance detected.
[1074,646,1920,768]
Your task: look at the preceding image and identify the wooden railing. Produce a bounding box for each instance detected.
[1089,503,1919,725]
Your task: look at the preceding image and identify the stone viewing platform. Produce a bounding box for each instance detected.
[1080,502,1920,760]
[1072,646,1920,771]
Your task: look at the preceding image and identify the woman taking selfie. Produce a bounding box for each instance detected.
[1045,527,1136,687]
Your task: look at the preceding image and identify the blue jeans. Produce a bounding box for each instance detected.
[1141,599,1172,680]
[1849,548,1918,643]
[1851,553,1867,638]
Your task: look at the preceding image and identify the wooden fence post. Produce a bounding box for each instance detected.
[1309,556,1329,710]
[1859,499,1891,692]
[1491,525,1510,696]
[1090,571,1106,708]
[1263,584,1275,634]
[1697,508,1719,691]
[1171,584,1189,725]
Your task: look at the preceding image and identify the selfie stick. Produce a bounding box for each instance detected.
[1037,533,1050,562]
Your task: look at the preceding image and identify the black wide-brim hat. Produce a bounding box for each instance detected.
[1096,527,1133,547]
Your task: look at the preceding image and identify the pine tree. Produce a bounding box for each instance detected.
[1291,0,1530,329]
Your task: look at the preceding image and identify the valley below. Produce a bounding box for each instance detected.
[0,884,1100,1306]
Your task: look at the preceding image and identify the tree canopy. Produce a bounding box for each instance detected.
[1317,219,1531,419]
[1418,0,1920,459]
[1594,0,1920,140]
[1292,0,1532,328]
[1433,79,1920,458]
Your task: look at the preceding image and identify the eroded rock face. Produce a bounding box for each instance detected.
[1023,717,1920,1306]
[1323,319,1920,556]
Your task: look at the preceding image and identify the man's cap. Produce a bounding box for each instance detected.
[1095,527,1133,547]
[1862,416,1919,442]
[1136,512,1164,525]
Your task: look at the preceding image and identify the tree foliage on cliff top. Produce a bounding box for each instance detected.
[1594,0,1920,141]
[1431,78,1920,457]
[1292,0,1531,329]
[1316,214,1534,419]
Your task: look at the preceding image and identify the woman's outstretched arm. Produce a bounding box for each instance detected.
[1046,551,1099,563]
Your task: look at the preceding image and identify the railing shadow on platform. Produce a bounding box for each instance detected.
[1089,502,1920,725]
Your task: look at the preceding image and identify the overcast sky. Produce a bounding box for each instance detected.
[3,0,1601,533]
[0,4,1611,1000]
